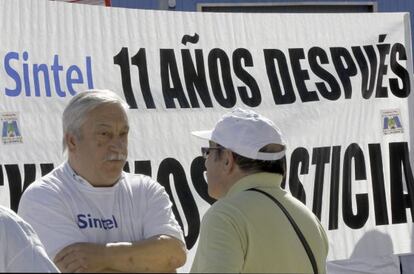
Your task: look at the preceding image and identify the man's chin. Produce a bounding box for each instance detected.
[101,171,123,187]
[103,161,126,175]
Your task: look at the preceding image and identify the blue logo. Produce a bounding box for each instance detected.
[77,214,118,230]
[382,109,403,135]
[1,113,23,144]
[2,120,20,137]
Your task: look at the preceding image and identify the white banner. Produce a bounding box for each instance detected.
[0,0,414,272]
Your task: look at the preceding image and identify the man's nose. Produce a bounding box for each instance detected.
[110,137,127,151]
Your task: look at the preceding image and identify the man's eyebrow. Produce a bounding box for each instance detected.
[95,124,130,131]
[95,123,112,128]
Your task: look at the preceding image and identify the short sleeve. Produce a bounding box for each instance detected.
[0,207,59,272]
[18,183,87,260]
[6,239,59,272]
[141,178,185,244]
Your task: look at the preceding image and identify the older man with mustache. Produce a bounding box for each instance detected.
[18,89,186,273]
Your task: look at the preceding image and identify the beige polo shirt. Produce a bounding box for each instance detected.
[191,172,329,273]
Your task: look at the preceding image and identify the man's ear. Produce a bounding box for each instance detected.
[223,150,235,172]
[65,133,77,152]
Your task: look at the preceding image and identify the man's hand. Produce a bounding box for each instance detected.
[54,242,108,273]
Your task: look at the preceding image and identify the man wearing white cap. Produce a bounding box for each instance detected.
[190,108,328,273]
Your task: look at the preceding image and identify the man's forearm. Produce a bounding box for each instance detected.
[105,235,187,273]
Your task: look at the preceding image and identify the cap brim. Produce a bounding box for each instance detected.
[191,130,213,140]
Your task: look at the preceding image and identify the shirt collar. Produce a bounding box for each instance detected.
[64,161,124,188]
[226,172,284,197]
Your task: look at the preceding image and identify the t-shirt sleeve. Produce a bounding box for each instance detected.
[2,208,59,272]
[6,241,59,273]
[141,177,185,244]
[190,207,244,273]
[7,245,59,273]
[18,183,87,260]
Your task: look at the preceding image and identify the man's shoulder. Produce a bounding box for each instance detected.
[22,163,68,199]
[120,173,169,207]
[123,172,155,185]
[0,208,27,245]
[122,172,164,192]
[0,206,20,226]
[215,190,255,208]
[205,197,246,220]
[206,188,275,220]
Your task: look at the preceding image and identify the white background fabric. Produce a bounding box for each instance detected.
[0,0,413,272]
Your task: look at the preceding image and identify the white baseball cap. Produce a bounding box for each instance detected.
[192,108,286,161]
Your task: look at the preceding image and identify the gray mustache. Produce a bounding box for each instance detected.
[105,154,127,161]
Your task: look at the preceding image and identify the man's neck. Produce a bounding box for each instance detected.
[67,158,117,187]
[221,168,256,198]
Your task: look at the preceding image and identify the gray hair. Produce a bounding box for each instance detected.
[62,89,129,152]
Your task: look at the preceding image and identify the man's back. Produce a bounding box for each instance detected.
[191,172,328,273]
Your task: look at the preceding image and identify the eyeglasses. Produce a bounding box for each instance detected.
[201,147,224,159]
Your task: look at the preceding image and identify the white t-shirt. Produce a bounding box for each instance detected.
[0,206,59,272]
[18,162,185,260]
[327,255,400,274]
